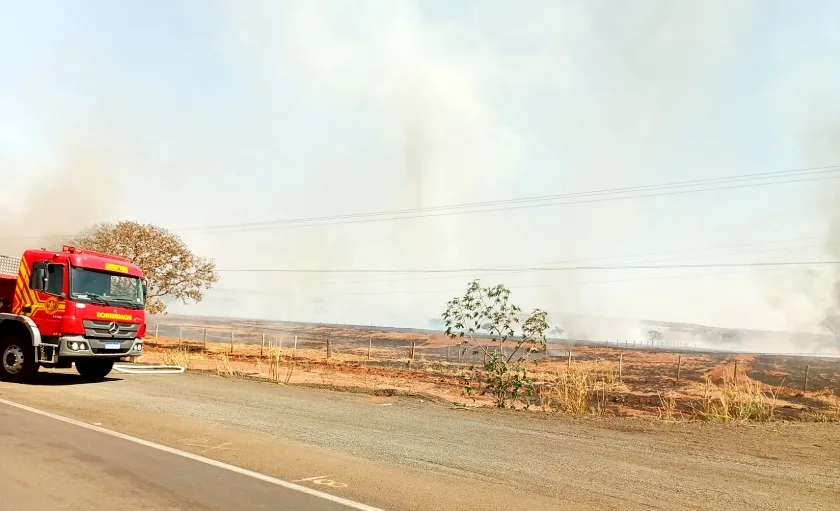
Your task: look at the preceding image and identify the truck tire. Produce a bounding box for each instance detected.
[0,334,39,382]
[75,359,115,381]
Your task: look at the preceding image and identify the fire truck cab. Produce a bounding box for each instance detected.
[0,246,146,382]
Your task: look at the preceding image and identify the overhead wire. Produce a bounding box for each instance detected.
[211,266,791,298]
[181,165,840,233]
[258,236,829,286]
[217,260,839,274]
[212,236,832,301]
[5,164,837,241]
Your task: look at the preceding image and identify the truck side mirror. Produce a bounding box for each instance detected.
[30,263,48,291]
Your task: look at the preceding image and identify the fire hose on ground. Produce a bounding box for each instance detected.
[112,364,186,375]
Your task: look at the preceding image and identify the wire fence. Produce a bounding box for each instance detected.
[146,321,703,365]
[144,322,840,393]
[148,321,497,367]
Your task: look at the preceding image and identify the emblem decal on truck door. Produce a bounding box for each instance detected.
[44,297,59,314]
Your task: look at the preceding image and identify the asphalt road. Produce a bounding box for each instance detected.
[1,371,838,510]
[0,400,375,511]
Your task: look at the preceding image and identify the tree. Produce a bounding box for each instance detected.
[647,330,663,343]
[65,221,219,314]
[442,280,549,408]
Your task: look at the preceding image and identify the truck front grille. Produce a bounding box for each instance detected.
[82,320,140,340]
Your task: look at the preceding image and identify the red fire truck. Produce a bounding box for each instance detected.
[0,246,146,381]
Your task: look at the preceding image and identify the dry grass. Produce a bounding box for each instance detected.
[805,394,840,422]
[159,346,192,369]
[215,353,240,377]
[657,392,684,422]
[693,376,778,423]
[539,360,624,415]
[813,387,834,398]
[267,345,282,381]
[258,345,296,383]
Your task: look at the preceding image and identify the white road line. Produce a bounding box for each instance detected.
[0,397,384,511]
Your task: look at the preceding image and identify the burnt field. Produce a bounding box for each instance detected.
[148,315,840,382]
[142,315,840,421]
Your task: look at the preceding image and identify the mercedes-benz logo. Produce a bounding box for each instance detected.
[108,322,120,335]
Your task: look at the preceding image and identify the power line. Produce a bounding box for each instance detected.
[3,164,838,241]
[211,236,834,296]
[217,260,840,273]
[183,165,840,234]
[211,266,788,298]
[293,237,829,286]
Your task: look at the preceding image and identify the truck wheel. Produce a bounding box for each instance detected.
[0,335,39,382]
[75,359,115,381]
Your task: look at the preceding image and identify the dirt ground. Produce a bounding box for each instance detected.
[140,335,840,422]
[2,370,838,511]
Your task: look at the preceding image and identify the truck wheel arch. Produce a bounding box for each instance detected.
[0,314,41,347]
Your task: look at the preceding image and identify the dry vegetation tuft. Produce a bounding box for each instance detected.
[215,353,240,377]
[159,346,192,369]
[805,394,840,422]
[657,392,683,422]
[539,360,625,415]
[692,376,778,423]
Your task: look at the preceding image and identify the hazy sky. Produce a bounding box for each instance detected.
[2,1,840,333]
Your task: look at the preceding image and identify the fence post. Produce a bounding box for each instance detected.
[326,338,332,360]
[804,364,810,392]
[261,333,265,358]
[155,324,159,339]
[230,331,234,354]
[368,339,372,361]
[567,350,572,369]
[293,336,297,360]
[409,341,416,366]
[733,359,738,382]
[677,355,682,382]
[203,328,207,351]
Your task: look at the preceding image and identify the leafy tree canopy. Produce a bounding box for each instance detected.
[66,221,219,314]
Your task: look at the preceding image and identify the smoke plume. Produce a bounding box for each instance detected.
[0,144,116,257]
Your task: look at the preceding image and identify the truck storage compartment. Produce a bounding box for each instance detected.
[0,255,17,278]
[0,255,16,313]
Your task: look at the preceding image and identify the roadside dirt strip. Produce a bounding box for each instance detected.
[1,371,838,511]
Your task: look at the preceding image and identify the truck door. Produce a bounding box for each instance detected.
[24,262,66,337]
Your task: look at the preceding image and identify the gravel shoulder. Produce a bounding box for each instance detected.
[1,370,838,511]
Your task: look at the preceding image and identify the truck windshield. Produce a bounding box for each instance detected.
[69,266,144,309]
